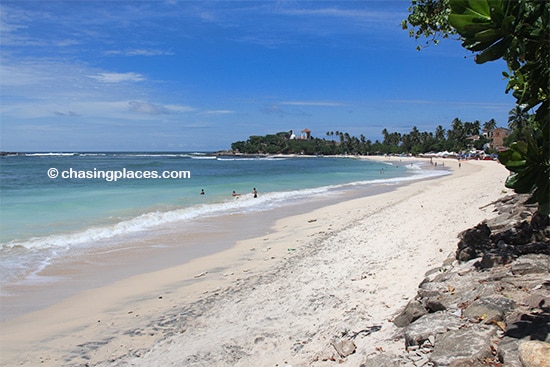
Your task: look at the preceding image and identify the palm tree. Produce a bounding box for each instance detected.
[434,125,446,142]
[508,106,530,137]
[449,118,466,151]
[410,126,421,147]
[467,120,481,136]
[483,119,497,134]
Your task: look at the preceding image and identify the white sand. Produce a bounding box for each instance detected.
[0,158,510,367]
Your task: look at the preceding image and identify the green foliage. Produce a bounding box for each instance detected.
[404,0,549,215]
[448,1,549,112]
[448,0,549,215]
[498,122,549,215]
[230,119,497,157]
[401,0,457,50]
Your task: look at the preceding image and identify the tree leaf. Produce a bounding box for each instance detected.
[475,36,512,63]
[474,28,501,43]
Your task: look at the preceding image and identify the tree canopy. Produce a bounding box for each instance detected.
[230,118,498,156]
[404,0,549,215]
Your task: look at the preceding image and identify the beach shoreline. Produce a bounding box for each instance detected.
[0,155,441,322]
[0,157,510,366]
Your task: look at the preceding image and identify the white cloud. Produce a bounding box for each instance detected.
[128,101,172,115]
[165,104,196,113]
[104,49,174,57]
[280,101,345,107]
[89,72,145,83]
[54,111,81,117]
[201,109,234,115]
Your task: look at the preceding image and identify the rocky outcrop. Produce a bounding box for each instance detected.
[364,194,550,366]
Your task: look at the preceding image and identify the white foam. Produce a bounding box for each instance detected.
[216,157,287,161]
[190,156,217,160]
[24,152,78,157]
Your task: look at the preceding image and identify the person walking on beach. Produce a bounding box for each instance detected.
[253,188,257,198]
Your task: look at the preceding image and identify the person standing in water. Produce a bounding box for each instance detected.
[253,188,258,198]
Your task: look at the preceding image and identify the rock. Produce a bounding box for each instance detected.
[429,325,496,366]
[498,337,523,367]
[361,353,399,367]
[456,223,492,262]
[531,212,550,230]
[505,309,550,342]
[380,195,549,367]
[404,313,464,347]
[523,291,550,310]
[331,338,356,358]
[474,251,513,269]
[515,242,550,256]
[393,299,427,327]
[417,280,449,299]
[518,340,550,367]
[424,298,446,312]
[491,220,534,247]
[511,254,550,275]
[462,296,515,324]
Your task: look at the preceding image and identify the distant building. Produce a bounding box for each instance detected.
[491,127,510,149]
[289,128,312,140]
[466,135,480,147]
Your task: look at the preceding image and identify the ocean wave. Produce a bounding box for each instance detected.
[115,153,192,158]
[216,156,288,161]
[1,165,449,254]
[24,152,79,157]
[190,156,217,160]
[0,163,450,288]
[0,184,340,254]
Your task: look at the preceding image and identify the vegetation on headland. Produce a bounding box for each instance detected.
[232,0,548,216]
[230,118,505,156]
[403,0,548,215]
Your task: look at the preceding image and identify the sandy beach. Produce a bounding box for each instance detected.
[0,157,511,367]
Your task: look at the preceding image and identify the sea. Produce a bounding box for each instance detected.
[0,152,448,291]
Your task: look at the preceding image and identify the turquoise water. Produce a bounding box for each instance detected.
[0,152,443,286]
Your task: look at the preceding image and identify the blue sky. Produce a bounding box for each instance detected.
[1,1,515,152]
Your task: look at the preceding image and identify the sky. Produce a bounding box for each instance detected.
[0,1,516,152]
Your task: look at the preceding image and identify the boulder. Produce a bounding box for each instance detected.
[404,313,463,347]
[456,223,492,262]
[515,242,550,256]
[417,280,449,299]
[518,340,550,367]
[511,254,550,275]
[505,309,550,342]
[462,296,515,324]
[393,299,427,328]
[424,298,446,313]
[430,325,496,366]
[474,251,513,269]
[331,338,355,358]
[491,220,534,247]
[497,337,523,367]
